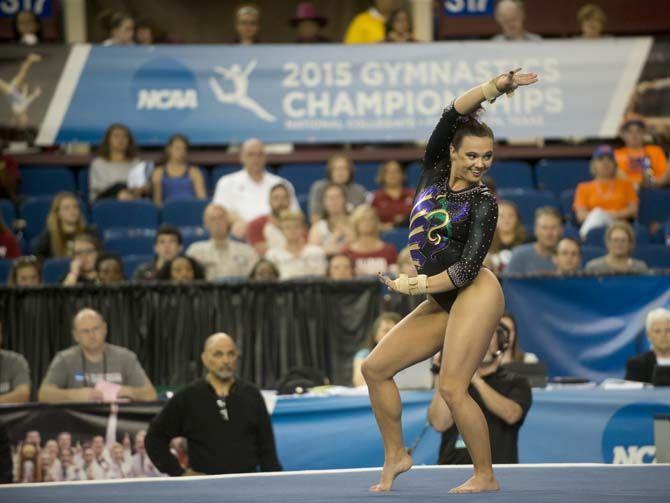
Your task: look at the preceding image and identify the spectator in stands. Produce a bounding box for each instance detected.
[577,3,607,39]
[625,308,670,385]
[266,211,327,279]
[213,138,299,239]
[13,10,41,45]
[157,255,206,283]
[309,153,368,224]
[249,259,280,281]
[615,118,669,189]
[0,153,20,202]
[584,221,648,274]
[34,192,91,258]
[344,0,396,44]
[327,253,354,280]
[146,332,282,475]
[130,430,162,477]
[151,135,206,206]
[290,2,329,43]
[574,145,639,240]
[134,225,183,281]
[499,313,538,365]
[81,446,105,480]
[371,161,414,231]
[95,253,125,284]
[16,441,41,482]
[552,237,582,276]
[40,448,61,482]
[384,7,416,42]
[0,321,30,404]
[62,232,102,286]
[135,19,159,45]
[492,0,541,41]
[233,5,261,44]
[247,183,291,257]
[99,10,135,46]
[428,325,532,465]
[8,255,42,286]
[186,204,258,280]
[0,213,19,259]
[352,312,401,386]
[90,124,141,202]
[108,443,131,479]
[59,448,83,481]
[487,200,527,275]
[38,308,157,403]
[344,205,398,276]
[308,184,354,255]
[506,207,563,275]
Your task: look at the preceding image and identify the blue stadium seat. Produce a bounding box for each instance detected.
[639,189,670,226]
[210,164,240,194]
[581,246,605,265]
[487,161,534,189]
[355,162,381,191]
[634,224,649,244]
[179,226,209,249]
[122,254,153,279]
[584,226,606,247]
[77,168,89,201]
[535,159,591,197]
[406,162,422,188]
[275,164,324,195]
[104,232,156,256]
[563,222,580,240]
[497,189,560,229]
[19,166,76,196]
[42,258,70,284]
[0,259,11,284]
[381,227,408,252]
[162,200,208,227]
[560,189,576,224]
[634,244,670,269]
[0,199,15,226]
[91,200,159,234]
[296,193,309,216]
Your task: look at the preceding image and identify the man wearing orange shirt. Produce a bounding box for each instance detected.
[615,118,668,188]
[574,145,639,239]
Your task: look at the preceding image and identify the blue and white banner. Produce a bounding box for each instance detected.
[38,39,652,146]
[504,275,670,382]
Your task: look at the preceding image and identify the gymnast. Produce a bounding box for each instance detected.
[371,68,539,493]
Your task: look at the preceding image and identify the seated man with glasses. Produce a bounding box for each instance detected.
[145,332,282,476]
[37,308,157,403]
[62,233,103,286]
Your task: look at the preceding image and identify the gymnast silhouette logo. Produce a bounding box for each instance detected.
[208,60,276,122]
[408,185,469,268]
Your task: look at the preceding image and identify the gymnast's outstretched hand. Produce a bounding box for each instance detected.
[494,68,539,95]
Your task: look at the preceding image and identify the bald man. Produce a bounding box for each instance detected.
[212,138,299,238]
[145,333,281,476]
[38,308,157,403]
[492,0,541,41]
[185,204,258,280]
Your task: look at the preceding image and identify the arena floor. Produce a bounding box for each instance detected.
[2,464,669,503]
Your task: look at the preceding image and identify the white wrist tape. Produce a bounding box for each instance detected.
[393,274,428,295]
[481,78,503,104]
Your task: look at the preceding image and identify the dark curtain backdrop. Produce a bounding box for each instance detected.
[0,280,380,392]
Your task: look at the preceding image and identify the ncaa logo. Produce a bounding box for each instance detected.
[602,402,670,464]
[131,57,198,126]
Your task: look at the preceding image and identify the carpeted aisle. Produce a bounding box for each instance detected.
[2,465,669,503]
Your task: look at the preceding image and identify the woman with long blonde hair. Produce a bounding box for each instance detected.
[33,192,88,258]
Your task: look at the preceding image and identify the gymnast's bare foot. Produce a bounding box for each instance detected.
[370,451,413,492]
[449,472,500,494]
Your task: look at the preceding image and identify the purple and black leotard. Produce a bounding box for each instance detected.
[408,103,498,312]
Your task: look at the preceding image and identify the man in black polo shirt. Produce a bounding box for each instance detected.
[145,332,282,475]
[428,325,532,464]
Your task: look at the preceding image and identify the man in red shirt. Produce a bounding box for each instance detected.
[246,183,291,256]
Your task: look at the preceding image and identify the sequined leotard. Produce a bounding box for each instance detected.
[408,103,498,312]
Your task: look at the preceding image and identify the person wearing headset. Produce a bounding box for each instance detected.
[427,322,532,464]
